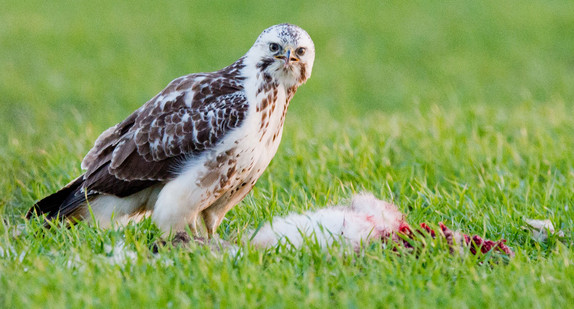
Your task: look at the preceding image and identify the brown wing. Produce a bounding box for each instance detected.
[80,60,249,197]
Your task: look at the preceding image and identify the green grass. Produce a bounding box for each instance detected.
[2,0,574,307]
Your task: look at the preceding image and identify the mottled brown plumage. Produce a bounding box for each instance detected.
[28,24,315,236]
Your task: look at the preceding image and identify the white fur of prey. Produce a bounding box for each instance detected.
[249,193,405,250]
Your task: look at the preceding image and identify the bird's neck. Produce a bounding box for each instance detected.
[252,71,299,113]
[232,53,298,112]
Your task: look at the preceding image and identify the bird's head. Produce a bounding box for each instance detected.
[248,24,315,88]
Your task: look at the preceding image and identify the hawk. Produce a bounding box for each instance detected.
[27,23,315,236]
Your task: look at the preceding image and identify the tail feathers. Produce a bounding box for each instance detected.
[27,175,97,223]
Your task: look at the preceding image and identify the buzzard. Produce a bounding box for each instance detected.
[27,23,315,236]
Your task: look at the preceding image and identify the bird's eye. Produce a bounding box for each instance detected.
[296,47,306,56]
[269,43,280,52]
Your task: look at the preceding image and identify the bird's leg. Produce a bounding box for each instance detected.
[202,210,222,238]
[201,186,252,238]
[201,197,235,238]
[187,214,209,237]
[199,191,233,238]
[187,214,200,235]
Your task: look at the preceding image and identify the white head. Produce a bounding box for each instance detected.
[247,23,315,88]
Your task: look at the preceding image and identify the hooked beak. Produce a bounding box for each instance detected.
[275,48,298,67]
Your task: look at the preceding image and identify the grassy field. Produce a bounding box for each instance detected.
[2,0,574,307]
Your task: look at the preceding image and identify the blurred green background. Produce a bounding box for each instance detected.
[2,1,574,307]
[1,0,574,221]
[2,0,573,129]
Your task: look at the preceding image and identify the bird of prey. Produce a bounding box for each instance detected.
[27,23,315,236]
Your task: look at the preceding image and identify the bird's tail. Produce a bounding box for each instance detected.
[26,175,96,224]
